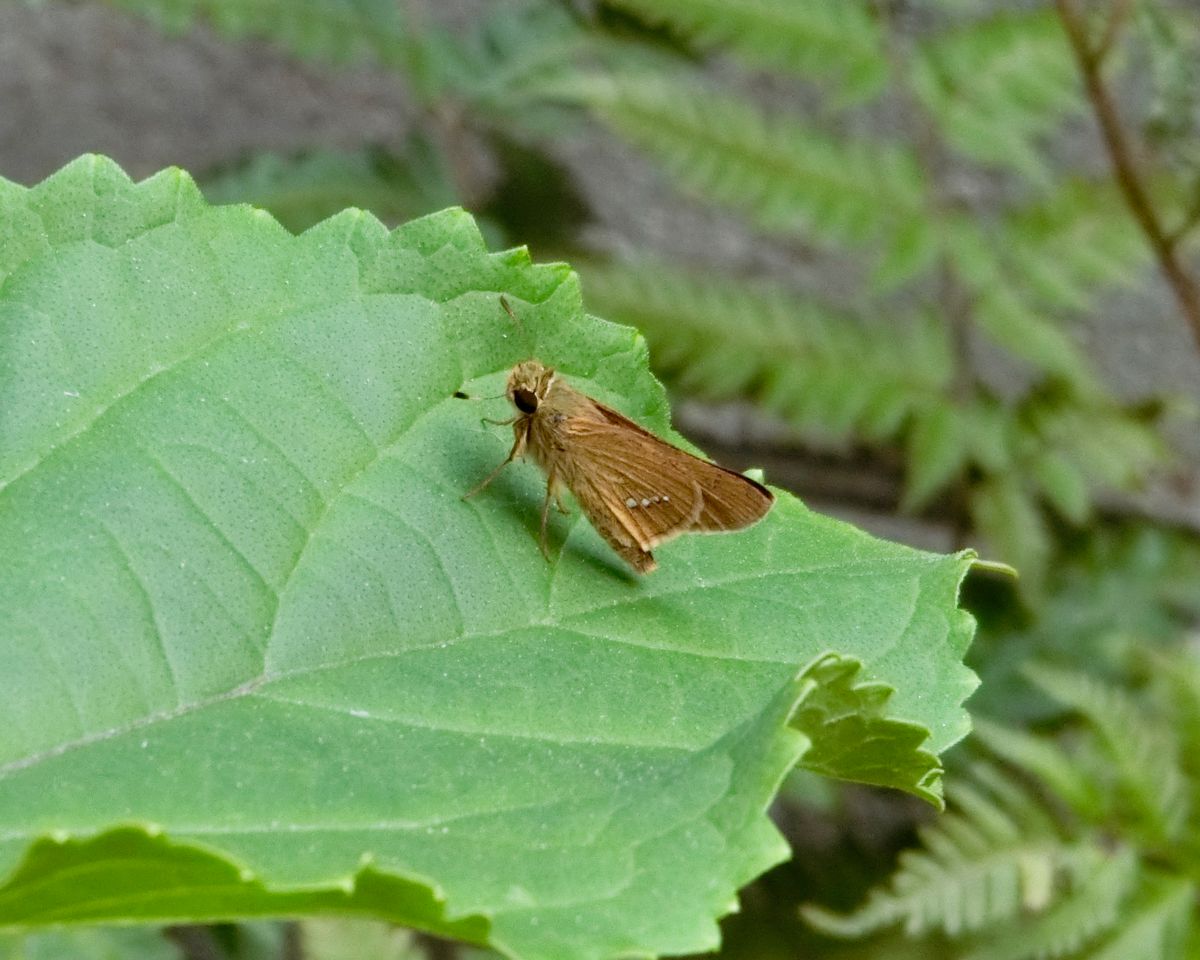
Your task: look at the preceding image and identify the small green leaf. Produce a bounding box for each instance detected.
[793,655,944,807]
[0,156,977,960]
[873,215,939,290]
[964,399,1015,474]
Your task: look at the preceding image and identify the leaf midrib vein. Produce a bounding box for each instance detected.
[0,554,946,778]
[256,692,696,753]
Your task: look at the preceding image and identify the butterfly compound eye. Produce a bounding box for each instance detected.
[512,387,539,414]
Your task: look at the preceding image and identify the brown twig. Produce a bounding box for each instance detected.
[1055,0,1200,350]
[1094,0,1133,63]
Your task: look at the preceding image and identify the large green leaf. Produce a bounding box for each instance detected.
[0,156,977,960]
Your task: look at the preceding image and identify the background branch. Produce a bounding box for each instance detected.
[1056,0,1200,350]
[1094,0,1133,62]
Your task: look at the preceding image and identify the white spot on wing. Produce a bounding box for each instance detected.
[626,497,638,509]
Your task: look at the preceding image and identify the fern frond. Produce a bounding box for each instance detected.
[1026,665,1189,844]
[802,763,1090,940]
[580,74,928,255]
[964,762,1064,844]
[1024,400,1166,496]
[603,0,886,96]
[945,221,1094,389]
[1086,873,1195,960]
[1155,652,1200,800]
[577,257,952,443]
[1001,182,1152,313]
[105,0,410,68]
[912,10,1082,178]
[980,392,1167,562]
[962,847,1139,960]
[966,526,1200,724]
[435,3,591,134]
[947,180,1151,389]
[901,405,974,510]
[1140,2,1200,177]
[967,389,1165,577]
[971,718,1106,821]
[975,289,1098,391]
[581,254,1161,546]
[200,142,458,233]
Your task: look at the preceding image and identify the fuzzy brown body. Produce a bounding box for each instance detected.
[465,359,774,573]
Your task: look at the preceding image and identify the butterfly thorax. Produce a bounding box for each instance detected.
[506,362,600,475]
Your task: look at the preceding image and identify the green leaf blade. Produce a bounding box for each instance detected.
[0,156,977,960]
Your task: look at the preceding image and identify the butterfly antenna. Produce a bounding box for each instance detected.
[499,295,527,335]
[454,391,506,401]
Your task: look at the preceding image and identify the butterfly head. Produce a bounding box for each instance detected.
[506,359,556,416]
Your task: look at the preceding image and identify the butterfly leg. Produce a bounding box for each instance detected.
[462,426,527,500]
[539,469,559,561]
[481,415,518,427]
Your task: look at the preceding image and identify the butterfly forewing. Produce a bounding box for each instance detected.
[554,401,774,569]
